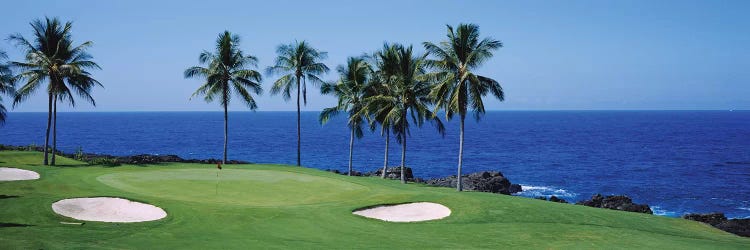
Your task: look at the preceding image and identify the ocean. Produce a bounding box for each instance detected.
[1,111,748,218]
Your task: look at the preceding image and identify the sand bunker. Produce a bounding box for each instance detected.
[353,202,451,222]
[52,197,167,223]
[0,167,40,181]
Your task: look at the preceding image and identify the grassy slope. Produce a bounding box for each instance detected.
[0,151,748,249]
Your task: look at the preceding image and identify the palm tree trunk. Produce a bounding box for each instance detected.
[457,114,465,191]
[381,129,389,179]
[296,77,301,167]
[400,113,407,184]
[223,102,228,165]
[348,126,354,176]
[43,93,52,165]
[51,96,57,166]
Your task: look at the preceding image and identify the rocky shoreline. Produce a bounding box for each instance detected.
[0,144,250,165]
[683,213,750,237]
[1,144,747,237]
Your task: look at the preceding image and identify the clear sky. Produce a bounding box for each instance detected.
[1,0,748,112]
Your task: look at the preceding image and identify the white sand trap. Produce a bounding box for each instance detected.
[52,197,167,223]
[0,167,40,181]
[353,202,451,222]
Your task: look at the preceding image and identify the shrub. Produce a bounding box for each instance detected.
[88,157,120,167]
[73,147,86,161]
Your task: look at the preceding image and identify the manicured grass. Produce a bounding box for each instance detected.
[1,151,748,249]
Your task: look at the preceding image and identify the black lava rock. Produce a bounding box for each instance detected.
[683,213,728,226]
[716,219,750,237]
[425,171,513,195]
[576,194,653,214]
[683,213,750,237]
[369,167,414,180]
[549,196,568,203]
[509,184,523,194]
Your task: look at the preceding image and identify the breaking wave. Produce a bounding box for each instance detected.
[517,185,577,199]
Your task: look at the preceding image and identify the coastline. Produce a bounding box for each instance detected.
[1,144,748,237]
[0,143,740,219]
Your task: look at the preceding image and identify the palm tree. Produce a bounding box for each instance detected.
[319,57,371,176]
[267,41,329,167]
[366,45,400,179]
[424,23,505,191]
[184,31,262,165]
[362,43,444,183]
[9,17,102,165]
[0,50,14,124]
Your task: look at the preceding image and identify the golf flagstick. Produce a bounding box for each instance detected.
[216,162,222,195]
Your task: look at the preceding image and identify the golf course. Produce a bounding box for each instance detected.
[0,151,748,249]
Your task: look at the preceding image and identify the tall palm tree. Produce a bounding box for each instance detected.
[267,41,329,166]
[424,23,505,191]
[9,17,102,165]
[366,45,400,179]
[185,31,262,165]
[362,43,444,183]
[0,50,14,124]
[319,57,371,176]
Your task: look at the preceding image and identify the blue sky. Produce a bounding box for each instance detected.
[1,0,748,111]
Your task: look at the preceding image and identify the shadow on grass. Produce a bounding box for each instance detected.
[51,164,97,168]
[0,222,33,227]
[0,195,20,199]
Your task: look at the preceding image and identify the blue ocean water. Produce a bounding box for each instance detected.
[1,111,749,218]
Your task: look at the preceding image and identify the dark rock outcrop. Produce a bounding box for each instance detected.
[536,196,568,203]
[425,171,513,195]
[716,219,750,237]
[683,213,750,237]
[576,194,653,214]
[368,167,414,180]
[683,213,728,226]
[509,184,523,194]
[119,154,182,164]
[330,167,413,180]
[325,169,341,174]
[0,144,250,165]
[549,196,568,203]
[110,155,248,165]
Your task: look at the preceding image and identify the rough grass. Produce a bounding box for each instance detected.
[0,151,748,249]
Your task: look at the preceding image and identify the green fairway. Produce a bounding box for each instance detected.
[98,169,369,206]
[1,151,748,249]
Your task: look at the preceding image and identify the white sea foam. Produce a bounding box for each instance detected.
[650,205,678,217]
[738,207,750,211]
[517,184,576,198]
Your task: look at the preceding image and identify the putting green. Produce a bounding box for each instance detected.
[97,168,369,206]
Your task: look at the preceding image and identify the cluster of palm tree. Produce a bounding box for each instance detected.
[3,17,502,192]
[2,17,103,166]
[186,37,328,165]
[320,24,504,190]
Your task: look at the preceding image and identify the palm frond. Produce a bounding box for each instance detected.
[425,23,504,120]
[319,107,340,124]
[185,31,261,108]
[270,74,293,100]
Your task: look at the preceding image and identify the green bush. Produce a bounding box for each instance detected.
[73,147,86,161]
[88,157,120,167]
